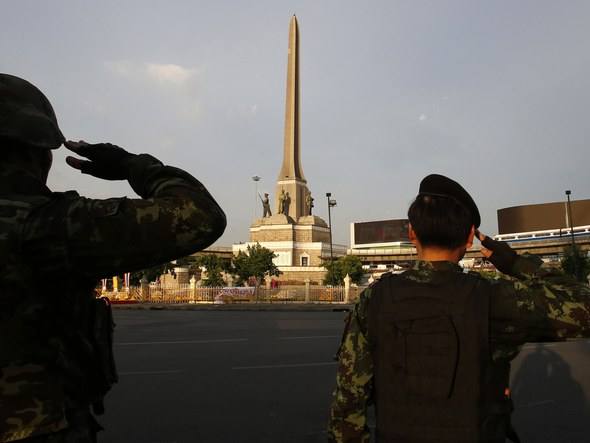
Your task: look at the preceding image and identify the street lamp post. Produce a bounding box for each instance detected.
[565,190,579,280]
[252,175,261,219]
[326,192,337,264]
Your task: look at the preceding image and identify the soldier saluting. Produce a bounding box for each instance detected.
[0,74,226,442]
[328,174,590,443]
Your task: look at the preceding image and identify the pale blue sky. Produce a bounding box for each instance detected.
[2,0,589,245]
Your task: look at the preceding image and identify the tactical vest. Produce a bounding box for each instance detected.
[0,195,48,360]
[367,270,513,443]
[0,192,88,360]
[0,190,116,441]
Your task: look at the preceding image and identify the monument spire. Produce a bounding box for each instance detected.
[278,14,305,182]
[237,14,333,281]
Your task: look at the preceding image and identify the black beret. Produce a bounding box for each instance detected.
[418,174,480,228]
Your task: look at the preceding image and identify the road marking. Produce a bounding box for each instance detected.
[118,370,183,376]
[116,338,248,346]
[517,400,556,408]
[522,343,558,349]
[521,340,590,350]
[279,335,340,340]
[232,362,337,370]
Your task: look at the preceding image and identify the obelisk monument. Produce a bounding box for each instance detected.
[275,15,309,221]
[234,15,337,282]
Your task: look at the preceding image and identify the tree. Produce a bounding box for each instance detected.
[561,245,590,282]
[130,253,203,286]
[195,254,227,287]
[323,255,364,286]
[175,255,201,275]
[130,262,171,285]
[231,243,280,287]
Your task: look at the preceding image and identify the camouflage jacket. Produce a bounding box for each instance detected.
[328,257,590,442]
[0,155,226,442]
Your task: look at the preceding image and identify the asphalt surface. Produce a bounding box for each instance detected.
[101,310,590,443]
[102,310,345,443]
[509,340,590,442]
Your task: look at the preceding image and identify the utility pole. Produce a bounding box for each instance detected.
[326,192,337,264]
[565,190,580,280]
[252,175,261,219]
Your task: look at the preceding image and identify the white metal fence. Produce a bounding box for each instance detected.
[101,283,365,304]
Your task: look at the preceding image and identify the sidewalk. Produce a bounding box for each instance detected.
[111,302,353,312]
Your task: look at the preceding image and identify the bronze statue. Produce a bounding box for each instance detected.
[283,191,291,216]
[259,193,272,217]
[306,192,314,216]
[278,189,286,214]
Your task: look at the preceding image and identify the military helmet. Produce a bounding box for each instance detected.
[0,73,65,149]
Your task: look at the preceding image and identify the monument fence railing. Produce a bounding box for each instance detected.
[100,283,367,304]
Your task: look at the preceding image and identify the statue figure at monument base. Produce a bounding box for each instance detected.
[259,192,272,218]
[278,189,290,215]
[306,192,314,216]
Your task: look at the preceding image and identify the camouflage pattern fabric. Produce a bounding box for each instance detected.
[18,405,100,443]
[327,257,590,442]
[19,427,94,443]
[0,154,225,442]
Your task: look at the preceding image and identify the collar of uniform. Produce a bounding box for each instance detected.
[0,169,51,196]
[412,260,462,272]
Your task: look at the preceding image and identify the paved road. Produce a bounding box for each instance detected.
[101,310,590,443]
[102,310,345,443]
[510,340,590,442]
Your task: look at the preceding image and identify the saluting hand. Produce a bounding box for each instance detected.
[475,230,493,259]
[65,140,135,181]
[475,230,518,275]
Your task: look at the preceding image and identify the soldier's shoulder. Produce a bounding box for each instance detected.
[370,271,395,283]
[52,190,80,199]
[22,190,82,216]
[463,269,501,286]
[0,193,57,224]
[364,271,405,289]
[398,265,436,283]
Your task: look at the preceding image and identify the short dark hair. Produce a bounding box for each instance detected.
[407,194,473,249]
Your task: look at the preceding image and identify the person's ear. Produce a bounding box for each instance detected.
[408,223,418,245]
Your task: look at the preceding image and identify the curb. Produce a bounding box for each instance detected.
[111,303,353,312]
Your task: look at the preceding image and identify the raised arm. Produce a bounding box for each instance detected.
[478,231,590,343]
[23,141,226,278]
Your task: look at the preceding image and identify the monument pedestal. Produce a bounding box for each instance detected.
[251,214,295,226]
[296,215,328,227]
[234,214,334,283]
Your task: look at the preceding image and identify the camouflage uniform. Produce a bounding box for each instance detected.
[0,153,226,442]
[328,256,590,442]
